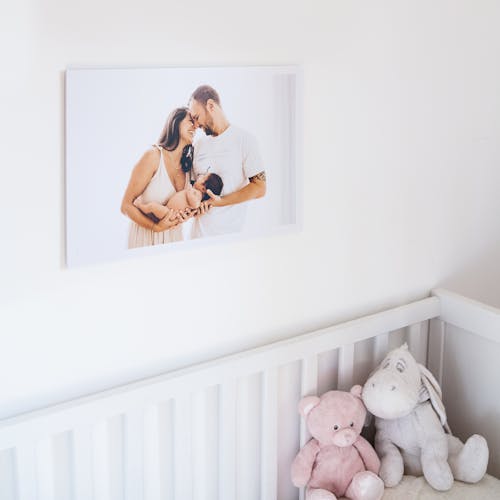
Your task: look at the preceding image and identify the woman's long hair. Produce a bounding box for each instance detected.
[157,107,193,173]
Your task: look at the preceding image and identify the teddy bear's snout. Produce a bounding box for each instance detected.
[343,430,356,444]
[333,428,357,447]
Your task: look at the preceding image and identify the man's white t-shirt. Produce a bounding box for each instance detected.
[190,125,264,238]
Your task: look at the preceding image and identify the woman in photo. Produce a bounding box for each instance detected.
[121,107,196,248]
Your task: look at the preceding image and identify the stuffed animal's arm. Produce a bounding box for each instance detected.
[353,435,381,474]
[291,439,320,487]
[375,432,404,487]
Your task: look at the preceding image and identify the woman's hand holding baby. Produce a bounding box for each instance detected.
[192,201,212,217]
[178,207,197,221]
[153,208,182,232]
[155,207,198,231]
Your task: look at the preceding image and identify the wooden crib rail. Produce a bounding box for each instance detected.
[1,289,498,499]
[0,295,441,500]
[433,288,500,343]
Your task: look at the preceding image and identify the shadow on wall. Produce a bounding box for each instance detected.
[439,240,500,309]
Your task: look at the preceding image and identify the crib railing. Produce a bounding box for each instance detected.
[0,289,497,500]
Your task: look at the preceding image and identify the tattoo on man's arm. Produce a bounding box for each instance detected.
[250,171,266,182]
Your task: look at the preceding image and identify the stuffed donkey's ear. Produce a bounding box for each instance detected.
[418,363,447,427]
[298,396,320,417]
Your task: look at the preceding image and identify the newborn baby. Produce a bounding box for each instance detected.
[134,172,223,220]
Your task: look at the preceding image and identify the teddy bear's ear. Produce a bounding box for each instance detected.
[298,396,320,417]
[350,385,363,399]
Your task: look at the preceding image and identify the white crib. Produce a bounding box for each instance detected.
[0,288,499,500]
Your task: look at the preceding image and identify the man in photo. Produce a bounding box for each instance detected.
[188,85,267,238]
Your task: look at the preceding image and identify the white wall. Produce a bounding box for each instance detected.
[1,0,500,418]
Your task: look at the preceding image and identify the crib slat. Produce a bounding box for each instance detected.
[16,443,37,500]
[174,394,192,500]
[192,390,207,500]
[206,387,219,500]
[219,380,237,500]
[338,344,354,390]
[407,321,429,365]
[237,375,261,500]
[143,405,161,500]
[93,421,111,500]
[0,449,16,500]
[261,368,278,500]
[73,426,93,500]
[300,355,318,397]
[53,432,72,500]
[108,415,124,500]
[373,332,389,365]
[300,355,319,500]
[158,401,175,500]
[300,356,318,448]
[37,437,55,500]
[428,318,446,386]
[192,387,218,500]
[124,409,144,500]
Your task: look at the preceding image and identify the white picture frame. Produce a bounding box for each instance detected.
[65,65,302,267]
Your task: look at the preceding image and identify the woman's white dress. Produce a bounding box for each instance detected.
[128,147,183,248]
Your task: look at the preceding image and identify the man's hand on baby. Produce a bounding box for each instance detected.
[206,189,223,207]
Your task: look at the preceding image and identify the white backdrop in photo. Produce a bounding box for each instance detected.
[66,66,298,267]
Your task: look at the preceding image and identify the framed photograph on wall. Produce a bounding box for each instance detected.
[65,65,302,267]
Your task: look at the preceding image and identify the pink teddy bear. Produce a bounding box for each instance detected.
[291,386,384,500]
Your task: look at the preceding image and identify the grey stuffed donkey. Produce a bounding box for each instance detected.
[362,344,489,491]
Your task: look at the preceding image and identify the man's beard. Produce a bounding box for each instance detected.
[203,119,216,136]
[203,125,215,136]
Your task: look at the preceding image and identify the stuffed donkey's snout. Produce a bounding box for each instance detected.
[368,380,397,392]
[363,372,417,420]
